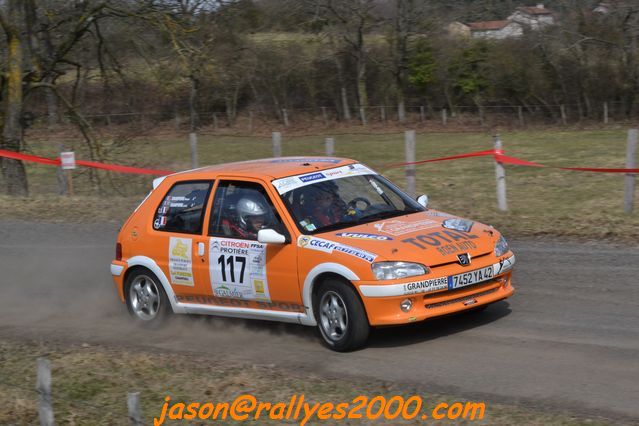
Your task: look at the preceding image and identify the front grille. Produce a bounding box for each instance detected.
[425,287,499,309]
[428,250,492,269]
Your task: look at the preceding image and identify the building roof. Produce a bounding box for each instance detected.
[467,20,511,31]
[516,6,552,15]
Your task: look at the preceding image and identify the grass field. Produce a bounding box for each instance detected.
[2,127,638,242]
[0,339,613,425]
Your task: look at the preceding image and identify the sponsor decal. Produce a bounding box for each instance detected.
[209,237,271,302]
[401,229,479,256]
[213,285,243,298]
[272,163,376,194]
[153,216,167,229]
[424,210,454,218]
[267,158,342,164]
[157,206,169,214]
[299,172,326,183]
[299,236,377,263]
[373,219,439,236]
[336,232,392,241]
[297,235,312,247]
[168,237,194,286]
[495,255,515,274]
[402,276,449,295]
[175,294,304,312]
[443,218,474,233]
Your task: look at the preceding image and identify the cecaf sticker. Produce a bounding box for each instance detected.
[209,237,271,302]
[336,232,392,241]
[297,236,377,263]
[169,237,194,286]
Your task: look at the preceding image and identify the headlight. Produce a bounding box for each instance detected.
[372,262,429,280]
[494,235,509,257]
[442,218,474,233]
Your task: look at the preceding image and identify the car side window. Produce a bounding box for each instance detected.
[209,181,285,241]
[154,181,212,234]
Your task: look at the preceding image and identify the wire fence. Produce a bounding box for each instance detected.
[38,100,639,133]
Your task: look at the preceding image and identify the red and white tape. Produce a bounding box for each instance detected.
[0,149,173,176]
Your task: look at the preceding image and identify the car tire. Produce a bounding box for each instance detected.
[124,268,171,326]
[314,279,370,352]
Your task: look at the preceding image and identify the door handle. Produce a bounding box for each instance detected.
[197,242,205,257]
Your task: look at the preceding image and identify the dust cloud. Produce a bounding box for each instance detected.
[0,221,314,350]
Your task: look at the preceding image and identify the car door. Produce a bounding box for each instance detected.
[206,178,303,313]
[150,179,214,299]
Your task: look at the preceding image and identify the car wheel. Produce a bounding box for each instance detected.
[125,269,171,325]
[314,279,370,352]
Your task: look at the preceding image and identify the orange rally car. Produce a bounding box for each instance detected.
[110,157,514,351]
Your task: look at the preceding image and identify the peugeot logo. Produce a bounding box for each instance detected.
[457,253,471,266]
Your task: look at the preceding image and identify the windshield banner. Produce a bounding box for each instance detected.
[272,163,376,194]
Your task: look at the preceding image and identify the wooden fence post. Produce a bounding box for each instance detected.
[494,134,508,212]
[272,132,282,157]
[127,392,142,426]
[37,358,55,426]
[419,106,425,123]
[212,112,218,131]
[442,108,447,126]
[188,132,198,168]
[325,137,335,156]
[604,102,609,124]
[518,106,524,127]
[560,105,567,125]
[624,129,638,214]
[405,130,416,198]
[56,145,67,196]
[380,106,386,123]
[282,109,289,127]
[321,107,328,126]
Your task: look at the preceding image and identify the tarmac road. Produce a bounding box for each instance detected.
[1,221,638,422]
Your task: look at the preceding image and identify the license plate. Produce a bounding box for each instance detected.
[449,266,494,289]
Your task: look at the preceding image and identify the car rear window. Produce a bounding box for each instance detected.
[153,181,212,234]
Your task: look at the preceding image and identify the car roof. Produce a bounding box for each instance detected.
[169,157,359,181]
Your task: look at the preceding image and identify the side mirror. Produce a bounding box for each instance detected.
[417,194,429,208]
[258,229,287,244]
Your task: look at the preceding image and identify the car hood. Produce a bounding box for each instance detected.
[316,210,498,266]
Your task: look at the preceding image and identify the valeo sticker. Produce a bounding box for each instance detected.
[336,232,392,241]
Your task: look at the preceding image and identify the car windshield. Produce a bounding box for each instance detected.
[279,173,424,234]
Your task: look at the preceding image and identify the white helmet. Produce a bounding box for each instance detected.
[236,195,269,228]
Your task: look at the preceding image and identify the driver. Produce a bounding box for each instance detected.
[304,183,359,227]
[222,194,271,239]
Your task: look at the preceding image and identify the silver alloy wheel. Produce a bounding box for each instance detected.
[129,275,161,321]
[319,290,349,342]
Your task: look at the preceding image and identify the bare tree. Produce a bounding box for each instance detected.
[314,0,379,117]
[0,0,28,195]
[387,0,431,122]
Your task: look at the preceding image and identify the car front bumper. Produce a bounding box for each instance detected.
[355,254,515,326]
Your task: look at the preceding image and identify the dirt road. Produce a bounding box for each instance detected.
[1,221,637,422]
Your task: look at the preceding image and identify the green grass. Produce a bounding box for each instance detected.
[4,128,639,242]
[0,339,615,425]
